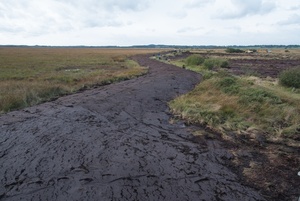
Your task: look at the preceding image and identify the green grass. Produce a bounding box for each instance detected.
[0,47,161,113]
[203,58,228,69]
[185,55,205,66]
[171,55,227,79]
[169,54,300,141]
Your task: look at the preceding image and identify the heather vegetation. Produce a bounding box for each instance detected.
[225,48,245,53]
[169,52,300,142]
[184,54,229,70]
[279,67,300,88]
[185,54,205,66]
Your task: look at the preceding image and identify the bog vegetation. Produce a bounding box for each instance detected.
[225,48,245,53]
[184,54,229,69]
[0,47,160,113]
[279,67,300,88]
[169,51,300,142]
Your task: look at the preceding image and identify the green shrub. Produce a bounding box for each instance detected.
[218,76,240,94]
[239,88,281,105]
[250,49,257,53]
[225,48,245,53]
[203,58,228,70]
[279,67,300,88]
[219,77,237,87]
[203,59,214,70]
[186,55,205,66]
[202,71,214,80]
[220,60,229,68]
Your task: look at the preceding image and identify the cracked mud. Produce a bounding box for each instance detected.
[0,55,265,200]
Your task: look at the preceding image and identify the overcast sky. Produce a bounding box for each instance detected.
[0,0,299,46]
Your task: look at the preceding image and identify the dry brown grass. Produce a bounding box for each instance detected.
[0,47,162,113]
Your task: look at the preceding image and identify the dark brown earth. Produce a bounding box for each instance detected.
[228,58,300,78]
[0,54,268,200]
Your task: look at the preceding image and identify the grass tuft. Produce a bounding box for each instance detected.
[218,76,240,94]
[279,67,300,88]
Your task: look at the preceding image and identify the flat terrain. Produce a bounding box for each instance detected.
[0,54,266,200]
[0,47,161,113]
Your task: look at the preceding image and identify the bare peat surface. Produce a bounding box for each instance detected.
[193,52,300,78]
[0,55,265,201]
[228,58,300,78]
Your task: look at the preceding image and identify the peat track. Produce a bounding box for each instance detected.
[0,54,271,200]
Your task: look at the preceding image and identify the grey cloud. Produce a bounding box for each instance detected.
[0,1,28,19]
[83,18,124,28]
[53,0,149,12]
[259,1,275,14]
[168,11,188,19]
[278,14,300,26]
[177,27,203,33]
[184,0,215,8]
[0,24,24,33]
[58,0,148,28]
[0,3,5,17]
[216,0,275,19]
[225,26,242,32]
[0,0,133,36]
[0,2,40,34]
[289,5,300,11]
[103,0,149,11]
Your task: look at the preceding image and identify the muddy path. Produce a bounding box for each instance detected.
[0,55,265,200]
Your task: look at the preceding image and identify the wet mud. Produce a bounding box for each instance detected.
[0,55,266,200]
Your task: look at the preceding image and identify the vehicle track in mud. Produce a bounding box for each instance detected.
[0,55,265,200]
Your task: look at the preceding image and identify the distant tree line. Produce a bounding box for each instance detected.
[0,44,299,49]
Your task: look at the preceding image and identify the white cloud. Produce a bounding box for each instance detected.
[168,11,188,19]
[105,0,150,11]
[215,0,276,19]
[285,4,300,11]
[177,27,204,34]
[278,14,300,26]
[184,0,215,8]
[0,0,299,46]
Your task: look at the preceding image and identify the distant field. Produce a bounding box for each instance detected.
[0,47,162,113]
